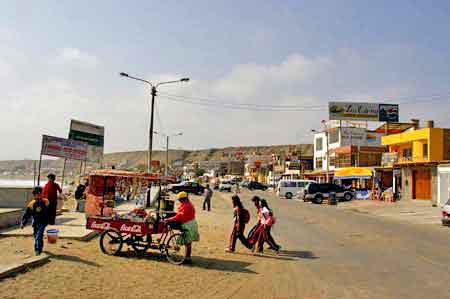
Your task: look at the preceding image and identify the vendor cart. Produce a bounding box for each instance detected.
[85,170,187,265]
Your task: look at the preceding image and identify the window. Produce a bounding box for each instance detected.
[297,181,307,187]
[315,158,323,168]
[329,156,336,167]
[316,137,323,151]
[281,181,296,188]
[423,143,428,159]
[403,148,412,161]
[329,131,339,144]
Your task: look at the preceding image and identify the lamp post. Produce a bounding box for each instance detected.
[120,72,189,174]
[155,131,183,176]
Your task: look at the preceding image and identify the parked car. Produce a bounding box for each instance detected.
[247,181,268,191]
[239,181,249,188]
[303,183,354,204]
[168,181,205,195]
[277,179,315,199]
[442,199,450,226]
[219,181,233,192]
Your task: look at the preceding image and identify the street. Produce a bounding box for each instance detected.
[1,190,449,299]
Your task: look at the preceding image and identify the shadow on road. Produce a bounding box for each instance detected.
[54,217,78,225]
[44,252,101,267]
[117,250,257,274]
[235,250,318,261]
[278,250,319,259]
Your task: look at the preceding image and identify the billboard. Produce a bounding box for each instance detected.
[329,102,399,122]
[41,135,88,161]
[69,119,104,163]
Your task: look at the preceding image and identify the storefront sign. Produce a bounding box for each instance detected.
[69,119,104,163]
[329,102,399,122]
[41,135,88,161]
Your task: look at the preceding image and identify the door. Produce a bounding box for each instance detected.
[413,169,431,200]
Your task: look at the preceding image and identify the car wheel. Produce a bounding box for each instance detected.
[314,195,323,204]
[285,192,293,199]
[344,193,352,201]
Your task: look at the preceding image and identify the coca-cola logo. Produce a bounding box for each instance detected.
[120,224,142,233]
[90,221,111,230]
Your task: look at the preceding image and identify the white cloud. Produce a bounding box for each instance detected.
[53,47,98,67]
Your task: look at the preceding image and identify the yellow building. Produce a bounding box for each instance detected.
[381,122,450,202]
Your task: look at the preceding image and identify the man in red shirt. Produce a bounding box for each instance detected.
[164,191,197,263]
[43,173,62,225]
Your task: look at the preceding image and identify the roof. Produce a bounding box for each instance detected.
[374,123,414,134]
[88,169,176,183]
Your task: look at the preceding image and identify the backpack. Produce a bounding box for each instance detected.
[240,208,250,224]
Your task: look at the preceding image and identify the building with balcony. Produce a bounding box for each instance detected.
[381,120,450,203]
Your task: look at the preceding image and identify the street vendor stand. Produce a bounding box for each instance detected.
[85,170,188,264]
[334,167,373,200]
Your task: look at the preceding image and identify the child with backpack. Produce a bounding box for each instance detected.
[256,199,281,253]
[225,195,251,253]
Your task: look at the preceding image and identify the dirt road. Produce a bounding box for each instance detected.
[1,190,449,299]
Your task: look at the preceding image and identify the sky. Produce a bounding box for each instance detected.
[1,0,450,160]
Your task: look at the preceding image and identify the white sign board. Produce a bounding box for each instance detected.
[329,102,399,122]
[42,135,88,161]
[69,119,104,163]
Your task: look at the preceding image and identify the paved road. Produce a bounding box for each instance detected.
[245,190,450,298]
[1,190,449,299]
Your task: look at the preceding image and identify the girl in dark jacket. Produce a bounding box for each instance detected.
[226,195,251,253]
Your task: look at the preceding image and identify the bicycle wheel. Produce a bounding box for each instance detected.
[165,233,186,265]
[100,229,123,255]
[130,234,151,254]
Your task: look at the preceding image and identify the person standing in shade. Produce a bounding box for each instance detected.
[203,184,213,211]
[21,187,49,256]
[43,173,62,225]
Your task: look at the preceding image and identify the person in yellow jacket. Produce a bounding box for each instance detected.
[21,186,50,256]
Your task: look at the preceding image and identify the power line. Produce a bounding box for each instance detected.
[159,91,326,109]
[160,95,327,112]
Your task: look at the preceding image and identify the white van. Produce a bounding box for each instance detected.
[277,180,315,199]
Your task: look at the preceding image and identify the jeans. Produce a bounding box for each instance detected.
[202,198,211,211]
[33,223,47,254]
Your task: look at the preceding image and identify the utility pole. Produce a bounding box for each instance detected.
[165,134,169,176]
[323,121,330,183]
[149,86,156,173]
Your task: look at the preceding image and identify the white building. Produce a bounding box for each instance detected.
[313,124,383,172]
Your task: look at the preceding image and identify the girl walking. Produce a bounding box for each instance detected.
[226,195,251,253]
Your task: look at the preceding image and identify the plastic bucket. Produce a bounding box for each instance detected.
[47,229,59,244]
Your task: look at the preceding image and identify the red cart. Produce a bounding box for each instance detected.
[86,213,187,264]
[85,170,187,265]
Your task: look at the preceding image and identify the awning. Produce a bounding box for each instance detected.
[333,167,373,179]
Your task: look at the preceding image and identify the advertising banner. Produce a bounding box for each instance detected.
[69,119,104,163]
[329,102,399,122]
[41,135,88,161]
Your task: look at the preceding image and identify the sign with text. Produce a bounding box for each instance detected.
[41,135,88,161]
[69,119,104,163]
[381,152,399,167]
[329,102,399,122]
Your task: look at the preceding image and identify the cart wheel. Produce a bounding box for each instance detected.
[100,229,123,256]
[165,233,186,265]
[130,234,151,254]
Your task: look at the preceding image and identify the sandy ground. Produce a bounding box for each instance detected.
[0,191,297,299]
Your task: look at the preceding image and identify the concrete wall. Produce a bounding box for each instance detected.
[0,187,32,208]
[431,167,438,206]
[0,209,22,229]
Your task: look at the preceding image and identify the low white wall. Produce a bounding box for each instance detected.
[0,187,33,209]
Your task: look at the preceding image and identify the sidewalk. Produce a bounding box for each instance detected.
[339,200,442,225]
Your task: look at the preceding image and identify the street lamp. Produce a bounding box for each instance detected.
[311,120,330,183]
[154,131,183,176]
[120,72,189,176]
